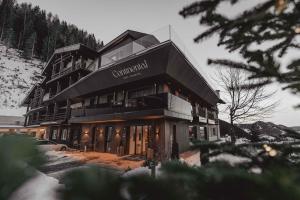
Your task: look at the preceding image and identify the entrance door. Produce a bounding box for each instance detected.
[129,126,136,155]
[135,126,143,154]
[105,126,113,153]
[142,125,149,156]
[128,125,150,156]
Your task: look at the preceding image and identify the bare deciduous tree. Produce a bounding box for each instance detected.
[217,68,278,142]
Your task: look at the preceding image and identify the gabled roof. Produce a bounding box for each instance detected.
[98,30,151,54]
[52,41,223,106]
[21,84,39,106]
[41,43,99,75]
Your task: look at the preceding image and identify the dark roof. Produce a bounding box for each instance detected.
[41,43,99,75]
[98,30,152,54]
[52,41,222,106]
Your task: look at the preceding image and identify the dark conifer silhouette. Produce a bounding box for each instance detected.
[0,0,103,61]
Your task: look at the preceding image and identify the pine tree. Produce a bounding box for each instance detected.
[22,32,36,59]
[180,0,300,106]
[0,0,103,61]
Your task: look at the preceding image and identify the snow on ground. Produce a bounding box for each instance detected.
[9,171,60,200]
[123,163,162,177]
[44,151,78,166]
[65,151,144,170]
[243,128,251,133]
[210,153,251,166]
[259,134,276,141]
[180,150,201,166]
[235,137,251,144]
[0,43,44,116]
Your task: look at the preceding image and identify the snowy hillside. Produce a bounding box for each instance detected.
[238,121,300,142]
[0,43,44,116]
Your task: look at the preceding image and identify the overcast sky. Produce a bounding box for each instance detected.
[17,0,300,126]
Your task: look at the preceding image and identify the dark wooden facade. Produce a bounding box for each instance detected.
[22,30,223,160]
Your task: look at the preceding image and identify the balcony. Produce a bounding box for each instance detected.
[192,106,207,123]
[51,62,89,80]
[208,112,218,124]
[27,112,67,126]
[71,93,192,120]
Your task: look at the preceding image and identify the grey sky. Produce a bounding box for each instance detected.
[17,0,300,126]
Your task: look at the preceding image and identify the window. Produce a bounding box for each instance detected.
[101,43,133,66]
[116,91,124,102]
[210,128,217,137]
[90,97,97,106]
[84,98,90,107]
[52,129,57,140]
[128,86,154,98]
[98,95,108,104]
[61,129,68,141]
[107,127,113,142]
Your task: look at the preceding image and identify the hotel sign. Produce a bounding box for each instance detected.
[111,59,149,80]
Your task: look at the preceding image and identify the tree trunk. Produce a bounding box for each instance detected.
[17,32,22,50]
[230,115,236,144]
[0,21,5,41]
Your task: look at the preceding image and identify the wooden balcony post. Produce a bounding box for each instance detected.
[60,54,64,73]
[80,56,83,68]
[46,105,49,116]
[205,108,208,123]
[52,64,56,77]
[53,103,58,121]
[66,99,71,120]
[82,101,86,116]
[26,103,30,113]
[57,82,61,93]
[71,55,75,70]
[39,89,44,105]
[36,111,40,122]
[69,76,73,86]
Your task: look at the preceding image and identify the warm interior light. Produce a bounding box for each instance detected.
[155,127,160,134]
[269,149,277,157]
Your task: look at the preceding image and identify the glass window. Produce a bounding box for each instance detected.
[52,129,57,140]
[84,98,90,106]
[101,43,133,66]
[62,129,68,141]
[128,86,154,98]
[116,91,124,102]
[98,95,108,104]
[107,127,113,142]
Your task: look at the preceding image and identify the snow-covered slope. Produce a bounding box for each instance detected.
[0,43,44,116]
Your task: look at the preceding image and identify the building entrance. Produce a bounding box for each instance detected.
[129,125,151,156]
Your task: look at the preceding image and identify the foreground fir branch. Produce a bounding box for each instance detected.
[180,0,300,103]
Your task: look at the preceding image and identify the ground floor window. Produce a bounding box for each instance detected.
[61,129,68,141]
[52,129,58,140]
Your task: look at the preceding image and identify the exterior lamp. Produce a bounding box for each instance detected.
[269,149,277,157]
[116,129,120,135]
[155,127,160,140]
[263,144,272,152]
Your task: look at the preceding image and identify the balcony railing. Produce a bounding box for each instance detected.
[51,62,88,79]
[71,93,193,119]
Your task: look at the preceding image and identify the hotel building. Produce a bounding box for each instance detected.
[22,28,224,160]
